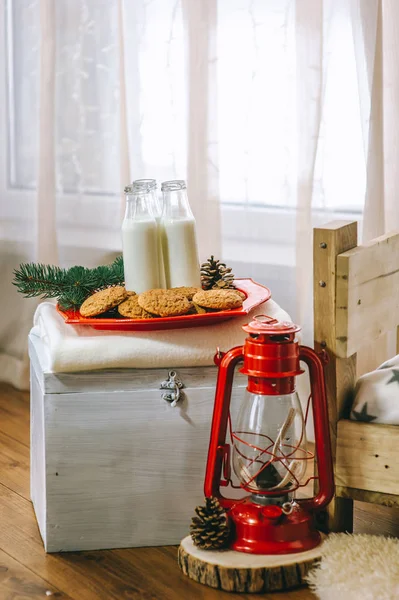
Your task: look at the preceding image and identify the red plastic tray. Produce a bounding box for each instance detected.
[56,278,271,332]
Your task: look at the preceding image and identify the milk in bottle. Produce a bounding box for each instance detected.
[122,184,160,293]
[160,180,201,288]
[131,179,165,288]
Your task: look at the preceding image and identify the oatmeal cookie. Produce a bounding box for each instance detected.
[118,295,153,319]
[170,286,202,300]
[80,286,128,317]
[192,289,243,311]
[138,289,191,317]
[234,290,247,300]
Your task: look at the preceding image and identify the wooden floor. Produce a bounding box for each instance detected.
[0,384,398,600]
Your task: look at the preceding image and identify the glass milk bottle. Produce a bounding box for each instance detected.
[132,179,162,220]
[160,180,201,288]
[132,179,166,288]
[122,185,160,293]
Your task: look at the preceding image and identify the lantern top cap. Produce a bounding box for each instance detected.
[242,314,301,335]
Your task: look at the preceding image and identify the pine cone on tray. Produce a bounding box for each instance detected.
[200,256,235,290]
[190,497,231,550]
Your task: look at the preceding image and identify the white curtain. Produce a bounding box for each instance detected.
[0,0,397,390]
[356,0,399,375]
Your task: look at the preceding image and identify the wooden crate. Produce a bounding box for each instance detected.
[29,333,246,553]
[313,222,399,530]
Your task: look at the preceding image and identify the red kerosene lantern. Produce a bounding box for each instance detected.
[204,315,334,554]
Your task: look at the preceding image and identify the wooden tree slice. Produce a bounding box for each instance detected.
[178,535,324,593]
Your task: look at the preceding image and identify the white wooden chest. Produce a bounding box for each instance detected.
[29,333,245,553]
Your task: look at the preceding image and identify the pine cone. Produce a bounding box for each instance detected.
[190,497,230,550]
[200,256,235,290]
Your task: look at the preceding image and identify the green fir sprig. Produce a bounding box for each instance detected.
[12,257,125,310]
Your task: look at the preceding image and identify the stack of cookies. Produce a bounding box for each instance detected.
[79,286,245,319]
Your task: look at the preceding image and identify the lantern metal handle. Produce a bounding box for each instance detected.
[160,370,184,407]
[297,346,335,512]
[204,346,244,508]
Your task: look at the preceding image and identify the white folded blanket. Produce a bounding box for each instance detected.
[31,300,291,373]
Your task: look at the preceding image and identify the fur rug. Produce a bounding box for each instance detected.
[307,533,399,600]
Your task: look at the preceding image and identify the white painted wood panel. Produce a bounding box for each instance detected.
[30,366,47,547]
[40,387,244,552]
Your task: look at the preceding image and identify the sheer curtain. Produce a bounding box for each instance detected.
[0,0,395,390]
[356,0,399,375]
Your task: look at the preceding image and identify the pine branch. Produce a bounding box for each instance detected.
[110,255,125,283]
[12,256,125,309]
[12,263,69,298]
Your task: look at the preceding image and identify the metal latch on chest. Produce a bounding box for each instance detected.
[160,370,185,407]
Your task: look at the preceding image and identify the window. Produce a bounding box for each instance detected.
[218,0,365,213]
[1,0,364,248]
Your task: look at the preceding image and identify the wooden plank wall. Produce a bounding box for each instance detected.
[336,420,399,498]
[315,223,399,520]
[336,231,399,359]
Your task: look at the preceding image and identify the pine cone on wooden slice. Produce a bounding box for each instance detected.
[190,497,231,550]
[200,256,235,290]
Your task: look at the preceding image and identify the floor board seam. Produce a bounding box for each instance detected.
[0,428,30,449]
[0,481,30,503]
[0,428,29,449]
[0,545,75,599]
